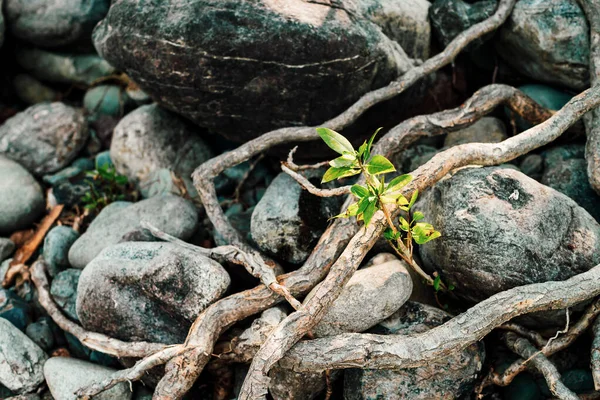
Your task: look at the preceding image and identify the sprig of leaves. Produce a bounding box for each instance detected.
[317,127,445,292]
[81,161,130,212]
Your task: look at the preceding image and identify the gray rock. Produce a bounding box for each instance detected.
[344,302,484,399]
[93,0,417,143]
[520,154,544,180]
[13,74,58,105]
[43,226,80,277]
[4,0,110,47]
[496,0,589,90]
[16,48,115,86]
[76,241,230,343]
[0,318,48,394]
[417,167,600,304]
[430,0,498,48]
[233,307,288,359]
[359,0,431,60]
[251,172,342,264]
[110,104,213,194]
[0,288,31,331]
[443,117,507,147]
[391,144,438,174]
[44,357,131,400]
[0,238,14,262]
[25,318,55,351]
[542,145,600,222]
[83,85,129,120]
[50,269,81,321]
[268,256,413,399]
[0,155,45,235]
[215,205,254,247]
[308,258,413,337]
[0,103,89,175]
[68,195,198,268]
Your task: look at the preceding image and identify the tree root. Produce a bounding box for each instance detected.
[274,265,600,373]
[154,1,520,397]
[503,333,579,400]
[30,259,167,358]
[486,298,600,388]
[238,82,600,399]
[576,0,600,194]
[78,79,580,398]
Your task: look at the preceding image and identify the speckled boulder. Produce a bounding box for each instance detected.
[92,0,420,142]
[417,167,600,304]
[0,103,88,175]
[496,0,589,90]
[0,318,48,394]
[110,104,213,194]
[251,171,343,264]
[4,0,110,47]
[76,241,230,343]
[44,357,131,400]
[68,195,198,268]
[344,302,484,399]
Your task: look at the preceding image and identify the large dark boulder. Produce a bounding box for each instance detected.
[92,0,424,142]
[417,167,600,304]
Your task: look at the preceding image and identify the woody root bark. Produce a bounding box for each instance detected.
[33,0,600,398]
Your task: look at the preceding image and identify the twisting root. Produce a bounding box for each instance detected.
[576,0,600,194]
[281,163,351,197]
[76,345,187,399]
[239,83,600,399]
[30,259,166,358]
[83,80,557,399]
[486,298,600,388]
[277,265,600,373]
[153,0,521,396]
[503,333,579,400]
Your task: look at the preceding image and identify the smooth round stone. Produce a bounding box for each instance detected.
[0,289,31,331]
[43,226,80,277]
[26,318,55,351]
[0,155,45,235]
[4,0,110,47]
[0,318,47,394]
[84,85,128,119]
[0,238,14,262]
[44,357,132,400]
[0,102,89,175]
[50,269,81,322]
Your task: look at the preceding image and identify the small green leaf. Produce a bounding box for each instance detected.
[365,155,396,176]
[321,166,360,183]
[412,211,424,221]
[383,227,396,241]
[379,194,398,204]
[412,222,441,244]
[329,155,355,168]
[362,199,377,226]
[115,175,128,185]
[397,195,409,206]
[448,283,455,291]
[408,190,419,209]
[386,174,412,194]
[357,141,368,159]
[316,127,354,155]
[351,184,369,199]
[399,216,410,231]
[364,127,382,161]
[357,196,373,215]
[433,275,441,292]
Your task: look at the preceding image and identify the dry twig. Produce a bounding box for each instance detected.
[504,333,579,400]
